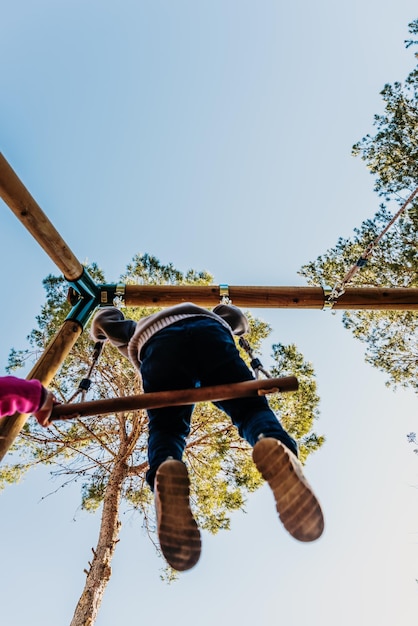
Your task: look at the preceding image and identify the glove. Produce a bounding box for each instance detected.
[34,389,60,427]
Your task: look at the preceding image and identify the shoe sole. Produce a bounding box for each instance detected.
[252,438,324,542]
[155,460,201,571]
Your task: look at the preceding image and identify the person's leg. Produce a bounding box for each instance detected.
[140,324,201,570]
[154,459,201,571]
[191,319,324,542]
[252,437,324,542]
[191,319,298,455]
[217,394,298,456]
[140,330,196,489]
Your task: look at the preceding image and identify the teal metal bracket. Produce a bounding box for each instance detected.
[66,268,101,327]
[66,269,126,328]
[97,282,125,307]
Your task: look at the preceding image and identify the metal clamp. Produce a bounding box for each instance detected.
[322,287,336,311]
[99,283,126,306]
[219,284,231,304]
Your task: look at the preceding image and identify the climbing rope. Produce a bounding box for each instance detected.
[327,186,418,305]
[238,337,272,379]
[219,285,272,379]
[66,341,104,403]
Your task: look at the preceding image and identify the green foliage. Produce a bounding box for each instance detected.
[300,20,418,393]
[300,210,418,392]
[352,20,418,196]
[269,343,324,462]
[5,252,323,564]
[0,462,30,490]
[82,476,107,512]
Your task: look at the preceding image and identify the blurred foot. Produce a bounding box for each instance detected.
[252,437,324,542]
[154,459,201,571]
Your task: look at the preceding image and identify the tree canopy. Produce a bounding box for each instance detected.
[2,252,323,625]
[300,19,418,393]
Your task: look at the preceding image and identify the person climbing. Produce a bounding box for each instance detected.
[0,375,58,426]
[91,302,324,571]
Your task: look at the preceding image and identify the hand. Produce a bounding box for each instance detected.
[34,390,60,427]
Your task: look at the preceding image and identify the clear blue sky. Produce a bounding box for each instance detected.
[1,2,418,625]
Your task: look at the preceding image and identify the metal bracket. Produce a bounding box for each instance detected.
[322,287,335,311]
[219,283,231,304]
[98,283,126,307]
[65,268,101,327]
[66,272,127,328]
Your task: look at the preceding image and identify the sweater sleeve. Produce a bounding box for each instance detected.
[212,304,249,336]
[0,376,44,418]
[90,307,137,358]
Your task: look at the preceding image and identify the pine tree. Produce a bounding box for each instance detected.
[300,19,418,393]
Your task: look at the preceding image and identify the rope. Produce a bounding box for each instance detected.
[66,341,104,403]
[327,186,418,304]
[238,337,272,379]
[218,288,272,378]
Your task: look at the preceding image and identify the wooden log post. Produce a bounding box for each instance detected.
[0,153,83,281]
[0,154,90,461]
[50,376,299,420]
[0,321,82,462]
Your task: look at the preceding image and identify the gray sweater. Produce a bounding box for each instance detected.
[91,302,249,371]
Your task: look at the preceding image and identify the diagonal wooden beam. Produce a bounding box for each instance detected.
[0,153,83,280]
[0,320,83,461]
[0,154,89,461]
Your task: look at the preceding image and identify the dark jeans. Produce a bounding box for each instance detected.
[140,317,298,488]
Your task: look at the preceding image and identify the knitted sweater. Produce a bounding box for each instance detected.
[91,302,249,371]
[0,376,44,418]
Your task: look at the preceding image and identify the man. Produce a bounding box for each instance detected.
[91,302,324,571]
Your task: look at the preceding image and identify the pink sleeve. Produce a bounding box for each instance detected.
[0,376,44,418]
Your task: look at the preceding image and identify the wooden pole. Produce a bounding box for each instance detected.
[50,376,299,420]
[0,153,84,281]
[124,285,418,310]
[0,320,82,461]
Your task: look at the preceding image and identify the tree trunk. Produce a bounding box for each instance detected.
[69,457,128,626]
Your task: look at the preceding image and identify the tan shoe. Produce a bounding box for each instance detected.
[154,459,201,571]
[252,437,324,542]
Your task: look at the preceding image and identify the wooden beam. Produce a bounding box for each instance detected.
[0,320,82,461]
[50,376,299,420]
[124,285,418,310]
[0,153,83,281]
[331,287,418,310]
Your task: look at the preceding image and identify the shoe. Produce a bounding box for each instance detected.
[252,437,324,542]
[154,459,201,571]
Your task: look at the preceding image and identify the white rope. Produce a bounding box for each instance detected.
[327,186,418,304]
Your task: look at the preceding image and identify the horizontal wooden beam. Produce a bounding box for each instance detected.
[0,153,83,281]
[51,376,299,420]
[123,285,418,310]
